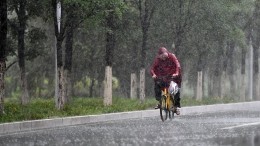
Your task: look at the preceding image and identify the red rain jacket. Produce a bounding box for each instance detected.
[150,52,182,88]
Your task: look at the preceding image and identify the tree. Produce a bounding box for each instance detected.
[64,2,83,102]
[103,10,116,105]
[8,0,47,104]
[136,0,157,102]
[52,0,66,109]
[0,0,7,114]
[63,0,99,100]
[64,10,74,101]
[252,0,260,100]
[103,0,126,106]
[11,0,30,104]
[52,0,107,108]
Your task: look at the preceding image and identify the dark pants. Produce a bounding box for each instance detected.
[154,82,181,107]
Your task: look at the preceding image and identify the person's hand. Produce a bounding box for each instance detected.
[172,74,178,79]
[152,74,157,79]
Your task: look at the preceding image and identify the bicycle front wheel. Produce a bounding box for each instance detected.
[168,97,175,120]
[160,96,168,122]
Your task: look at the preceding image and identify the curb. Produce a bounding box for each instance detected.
[0,101,260,135]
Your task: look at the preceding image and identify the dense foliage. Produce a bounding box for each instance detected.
[1,0,260,109]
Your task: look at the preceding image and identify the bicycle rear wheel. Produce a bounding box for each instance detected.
[160,96,168,122]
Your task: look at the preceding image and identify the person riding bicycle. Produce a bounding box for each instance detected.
[150,47,182,114]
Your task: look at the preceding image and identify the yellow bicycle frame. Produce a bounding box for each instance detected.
[162,88,172,110]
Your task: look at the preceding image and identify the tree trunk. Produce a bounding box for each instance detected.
[248,39,253,101]
[229,74,235,98]
[254,73,260,100]
[57,66,66,109]
[64,19,74,102]
[56,39,66,109]
[214,43,223,98]
[52,0,66,109]
[208,74,213,97]
[138,0,155,101]
[89,57,95,97]
[203,70,208,97]
[227,42,235,98]
[220,71,227,98]
[253,43,260,100]
[139,24,147,101]
[196,71,203,100]
[0,61,5,114]
[89,78,95,97]
[253,38,259,100]
[240,74,246,102]
[130,43,139,99]
[240,48,246,101]
[196,52,203,100]
[19,66,29,104]
[103,66,112,106]
[103,10,116,106]
[17,0,29,105]
[130,73,137,99]
[0,0,7,114]
[253,0,260,101]
[212,73,221,97]
[139,68,145,102]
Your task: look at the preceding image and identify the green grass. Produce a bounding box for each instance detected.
[0,96,236,124]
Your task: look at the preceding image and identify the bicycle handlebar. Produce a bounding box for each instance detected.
[154,75,176,81]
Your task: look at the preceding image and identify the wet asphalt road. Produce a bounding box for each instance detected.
[0,109,260,146]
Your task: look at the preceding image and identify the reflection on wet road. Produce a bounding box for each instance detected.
[0,109,260,146]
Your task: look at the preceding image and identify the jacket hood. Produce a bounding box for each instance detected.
[158,47,168,54]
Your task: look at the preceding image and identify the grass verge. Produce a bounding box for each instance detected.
[0,96,236,124]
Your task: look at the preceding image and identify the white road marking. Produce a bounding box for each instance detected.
[221,122,260,130]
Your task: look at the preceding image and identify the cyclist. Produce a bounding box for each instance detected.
[150,47,182,114]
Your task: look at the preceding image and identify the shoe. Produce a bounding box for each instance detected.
[154,103,161,109]
[174,107,180,115]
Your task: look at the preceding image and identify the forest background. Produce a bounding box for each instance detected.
[0,0,260,114]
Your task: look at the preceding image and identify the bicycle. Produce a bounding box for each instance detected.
[155,76,178,122]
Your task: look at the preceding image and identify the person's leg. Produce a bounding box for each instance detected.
[154,82,161,109]
[174,91,181,108]
[154,82,161,101]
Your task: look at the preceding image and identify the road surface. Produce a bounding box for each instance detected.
[0,107,260,146]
